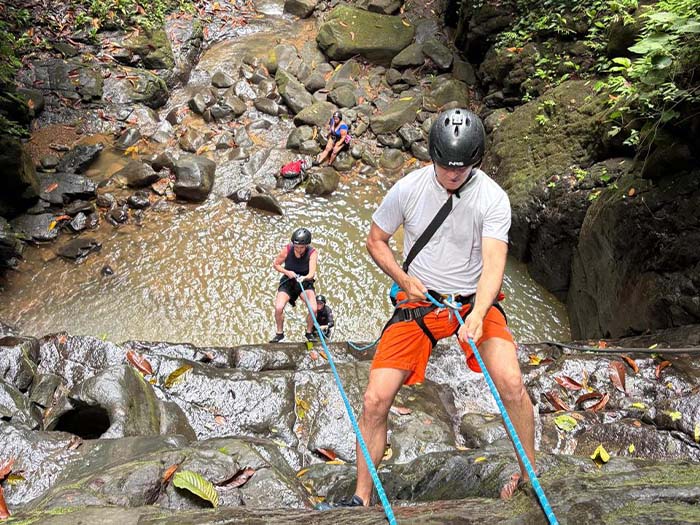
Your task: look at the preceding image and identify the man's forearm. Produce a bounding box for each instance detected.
[367,238,406,286]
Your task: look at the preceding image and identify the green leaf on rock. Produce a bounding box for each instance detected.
[630,402,647,409]
[173,470,219,507]
[554,414,578,432]
[590,444,610,464]
[664,410,682,422]
[164,364,193,388]
[694,423,700,443]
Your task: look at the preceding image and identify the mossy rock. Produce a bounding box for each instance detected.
[316,5,415,65]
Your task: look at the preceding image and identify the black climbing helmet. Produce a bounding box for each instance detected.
[291,227,312,245]
[333,110,342,121]
[317,294,326,304]
[428,108,485,168]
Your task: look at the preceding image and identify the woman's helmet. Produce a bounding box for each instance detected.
[317,294,326,304]
[333,110,342,121]
[428,108,485,168]
[291,227,312,245]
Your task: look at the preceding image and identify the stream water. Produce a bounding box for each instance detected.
[0,0,571,346]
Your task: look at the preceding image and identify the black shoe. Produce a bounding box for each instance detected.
[315,494,365,510]
[269,333,284,343]
[305,332,317,342]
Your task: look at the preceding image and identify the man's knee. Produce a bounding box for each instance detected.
[362,388,392,420]
[497,372,528,404]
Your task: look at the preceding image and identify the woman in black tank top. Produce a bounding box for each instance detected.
[270,228,319,343]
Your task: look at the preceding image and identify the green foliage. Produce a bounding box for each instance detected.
[600,0,700,133]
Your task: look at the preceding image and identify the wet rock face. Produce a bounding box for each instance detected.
[0,136,39,218]
[0,218,24,269]
[568,168,700,339]
[172,155,216,202]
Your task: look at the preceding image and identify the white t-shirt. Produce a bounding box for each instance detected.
[372,164,511,295]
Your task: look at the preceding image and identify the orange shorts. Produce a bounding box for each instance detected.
[372,300,515,385]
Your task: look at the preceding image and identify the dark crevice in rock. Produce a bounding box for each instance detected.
[52,403,111,439]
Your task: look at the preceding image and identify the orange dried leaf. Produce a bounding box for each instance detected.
[0,486,9,520]
[544,390,571,412]
[621,355,639,374]
[45,182,59,193]
[54,215,71,221]
[162,464,179,484]
[655,360,671,379]
[390,406,412,416]
[0,459,14,480]
[576,392,603,408]
[126,350,153,375]
[317,448,337,461]
[214,415,226,426]
[597,340,608,349]
[223,467,255,488]
[628,188,636,197]
[554,376,583,391]
[609,361,626,393]
[590,392,610,412]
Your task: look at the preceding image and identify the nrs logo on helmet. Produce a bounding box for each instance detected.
[429,108,485,168]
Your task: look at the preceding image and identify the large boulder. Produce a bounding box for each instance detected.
[316,5,415,65]
[568,167,700,339]
[173,155,216,202]
[275,68,314,115]
[45,364,195,440]
[293,101,337,128]
[122,28,175,70]
[370,93,422,134]
[0,135,39,218]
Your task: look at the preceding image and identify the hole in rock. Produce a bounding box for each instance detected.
[53,404,111,439]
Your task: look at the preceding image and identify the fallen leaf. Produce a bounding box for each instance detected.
[694,423,699,443]
[54,214,71,222]
[628,443,635,453]
[554,376,583,391]
[48,220,58,231]
[401,18,411,26]
[382,446,393,462]
[350,31,355,40]
[544,390,571,412]
[554,414,578,432]
[325,459,347,465]
[529,354,543,365]
[630,402,647,409]
[473,456,487,463]
[296,468,309,478]
[590,392,610,412]
[597,340,608,349]
[576,392,603,408]
[164,364,193,388]
[0,487,9,520]
[390,406,412,416]
[0,459,14,480]
[67,435,83,450]
[338,20,348,27]
[309,350,319,361]
[608,361,626,393]
[316,448,337,461]
[590,444,610,463]
[214,415,226,426]
[664,410,682,422]
[632,420,642,427]
[621,355,639,373]
[628,188,636,197]
[162,464,179,484]
[655,360,671,379]
[126,350,153,375]
[221,467,255,488]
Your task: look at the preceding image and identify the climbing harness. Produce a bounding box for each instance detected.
[426,293,559,525]
[295,277,398,525]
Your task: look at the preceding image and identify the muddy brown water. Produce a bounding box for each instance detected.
[0,169,569,345]
[0,2,570,346]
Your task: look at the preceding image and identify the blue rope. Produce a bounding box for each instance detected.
[295,278,397,524]
[348,339,379,352]
[425,294,559,525]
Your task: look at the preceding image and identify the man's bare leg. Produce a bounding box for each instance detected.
[354,367,410,505]
[480,337,536,478]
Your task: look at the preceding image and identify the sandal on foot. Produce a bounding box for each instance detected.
[499,473,524,500]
